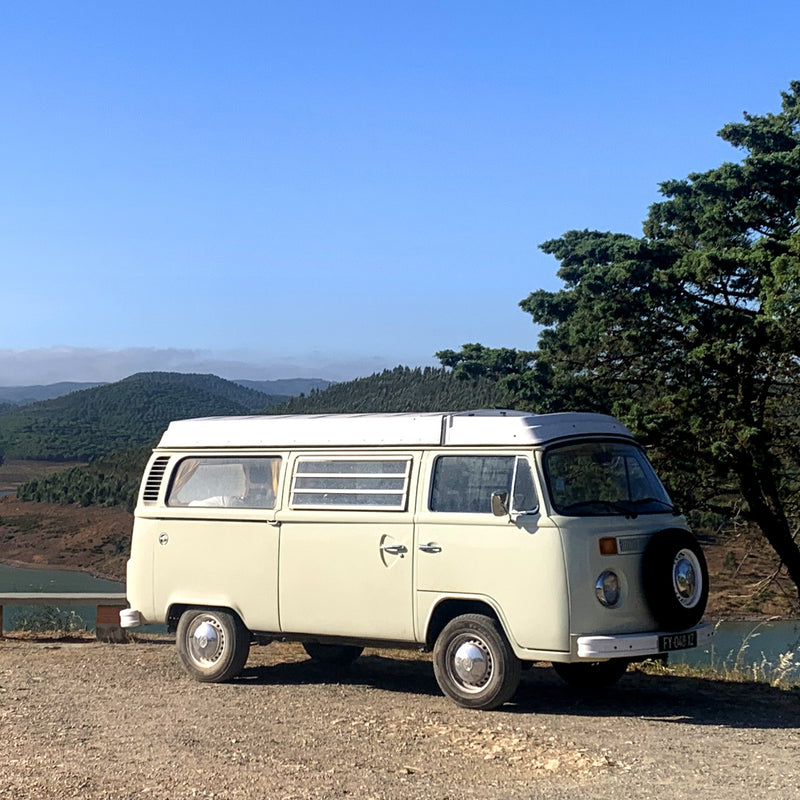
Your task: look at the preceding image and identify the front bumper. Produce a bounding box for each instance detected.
[576,621,713,659]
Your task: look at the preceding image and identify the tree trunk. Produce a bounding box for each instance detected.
[737,458,800,602]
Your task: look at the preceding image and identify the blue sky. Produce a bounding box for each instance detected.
[1,1,797,385]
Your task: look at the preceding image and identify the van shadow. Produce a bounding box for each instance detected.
[237,653,800,730]
[238,653,442,698]
[510,669,800,730]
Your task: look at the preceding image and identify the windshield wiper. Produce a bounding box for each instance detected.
[560,500,638,519]
[628,497,681,515]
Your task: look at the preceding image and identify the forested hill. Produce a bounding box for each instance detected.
[235,378,332,396]
[0,372,288,461]
[12,366,514,510]
[277,366,512,414]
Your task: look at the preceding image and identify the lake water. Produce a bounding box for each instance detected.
[0,562,124,632]
[0,562,123,592]
[672,618,800,680]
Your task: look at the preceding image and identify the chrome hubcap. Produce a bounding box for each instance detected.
[188,617,224,665]
[673,549,701,608]
[450,637,492,692]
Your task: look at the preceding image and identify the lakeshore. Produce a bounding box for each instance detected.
[0,496,130,583]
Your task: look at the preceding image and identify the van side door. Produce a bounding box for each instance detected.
[415,451,569,653]
[277,452,417,642]
[152,455,284,632]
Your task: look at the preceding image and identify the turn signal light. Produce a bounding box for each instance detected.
[599,537,618,556]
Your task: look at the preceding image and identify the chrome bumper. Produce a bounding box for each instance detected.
[576,621,714,659]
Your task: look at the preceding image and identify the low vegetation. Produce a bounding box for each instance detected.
[15,449,149,512]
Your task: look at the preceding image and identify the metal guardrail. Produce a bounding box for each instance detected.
[0,592,128,642]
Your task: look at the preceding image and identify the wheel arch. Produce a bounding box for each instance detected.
[424,597,508,651]
[167,602,248,635]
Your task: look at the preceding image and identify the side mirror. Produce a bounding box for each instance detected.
[491,491,509,517]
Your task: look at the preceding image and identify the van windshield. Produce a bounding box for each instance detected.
[544,441,673,517]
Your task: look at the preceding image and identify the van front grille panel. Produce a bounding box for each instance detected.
[617,535,650,554]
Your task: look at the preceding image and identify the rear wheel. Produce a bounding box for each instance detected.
[176,608,250,682]
[552,659,629,689]
[302,642,364,666]
[433,614,521,710]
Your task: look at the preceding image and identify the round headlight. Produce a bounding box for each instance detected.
[595,570,620,607]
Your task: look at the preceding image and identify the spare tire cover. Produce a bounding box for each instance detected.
[642,529,709,631]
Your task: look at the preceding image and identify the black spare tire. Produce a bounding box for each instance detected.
[642,529,708,631]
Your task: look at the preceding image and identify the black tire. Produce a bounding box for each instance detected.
[302,642,364,666]
[642,529,709,631]
[433,613,521,710]
[176,608,251,682]
[552,659,629,689]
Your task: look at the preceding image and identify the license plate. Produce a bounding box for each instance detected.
[658,631,697,652]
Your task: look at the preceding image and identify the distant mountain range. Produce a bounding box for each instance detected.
[0,382,106,406]
[6,367,513,508]
[0,377,332,406]
[0,372,289,461]
[0,368,510,464]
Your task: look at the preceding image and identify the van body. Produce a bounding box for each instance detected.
[123,410,711,709]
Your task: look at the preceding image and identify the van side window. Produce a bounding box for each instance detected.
[512,458,538,512]
[167,457,281,508]
[430,455,518,513]
[290,457,412,510]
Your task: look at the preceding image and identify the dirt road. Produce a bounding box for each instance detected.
[0,637,798,800]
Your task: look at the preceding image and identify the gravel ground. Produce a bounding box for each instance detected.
[0,636,798,800]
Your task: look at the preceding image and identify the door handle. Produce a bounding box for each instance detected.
[379,543,408,555]
[418,543,442,554]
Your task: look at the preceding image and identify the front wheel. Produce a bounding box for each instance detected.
[433,614,521,710]
[176,608,251,682]
[552,659,629,689]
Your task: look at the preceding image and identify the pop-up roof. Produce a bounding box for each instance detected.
[157,410,633,450]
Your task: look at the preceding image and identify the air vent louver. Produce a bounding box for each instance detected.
[142,456,170,503]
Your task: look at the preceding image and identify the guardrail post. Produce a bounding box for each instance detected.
[96,605,127,643]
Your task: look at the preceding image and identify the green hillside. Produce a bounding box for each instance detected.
[276,366,512,414]
[12,366,512,508]
[0,372,287,461]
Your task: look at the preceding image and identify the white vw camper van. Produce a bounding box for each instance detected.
[123,410,711,710]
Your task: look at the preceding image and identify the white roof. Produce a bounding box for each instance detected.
[156,410,633,449]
